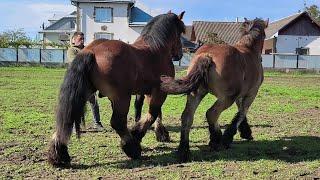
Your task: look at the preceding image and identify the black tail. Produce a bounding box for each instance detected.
[161,55,213,94]
[48,52,95,166]
[56,52,96,138]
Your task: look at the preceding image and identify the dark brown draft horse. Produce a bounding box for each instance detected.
[161,18,268,162]
[48,12,186,166]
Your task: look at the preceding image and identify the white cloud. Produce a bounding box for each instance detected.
[27,3,75,19]
[0,1,74,37]
[135,0,164,16]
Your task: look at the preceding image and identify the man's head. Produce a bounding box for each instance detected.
[72,32,84,47]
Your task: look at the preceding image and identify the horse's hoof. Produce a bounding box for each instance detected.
[177,144,190,163]
[155,126,170,142]
[209,141,222,152]
[178,150,190,163]
[121,138,142,159]
[47,141,71,167]
[222,134,234,149]
[241,134,254,141]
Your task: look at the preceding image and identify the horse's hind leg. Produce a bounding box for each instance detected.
[134,95,145,122]
[135,94,170,142]
[179,90,207,162]
[222,93,257,148]
[206,98,234,151]
[110,95,141,159]
[131,90,166,143]
[236,93,258,140]
[154,111,170,142]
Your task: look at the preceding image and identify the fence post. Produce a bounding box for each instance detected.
[16,48,19,62]
[296,54,299,69]
[39,49,42,63]
[272,53,275,68]
[62,49,65,63]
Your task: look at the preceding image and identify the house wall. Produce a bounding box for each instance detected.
[44,33,60,44]
[79,3,142,44]
[276,35,320,55]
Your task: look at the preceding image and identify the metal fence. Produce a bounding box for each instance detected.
[0,48,66,63]
[175,53,320,69]
[0,48,319,69]
[261,54,320,69]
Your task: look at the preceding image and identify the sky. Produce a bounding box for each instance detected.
[0,0,319,39]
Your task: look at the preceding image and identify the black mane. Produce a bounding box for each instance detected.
[141,13,186,51]
[237,18,267,47]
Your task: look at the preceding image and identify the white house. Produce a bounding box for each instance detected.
[263,11,320,55]
[71,0,153,44]
[39,11,77,46]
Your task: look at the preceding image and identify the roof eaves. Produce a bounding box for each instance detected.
[39,30,76,33]
[44,16,76,30]
[71,0,135,4]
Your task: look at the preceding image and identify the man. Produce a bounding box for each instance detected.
[67,32,104,130]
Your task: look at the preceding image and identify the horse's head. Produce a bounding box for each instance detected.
[239,18,269,53]
[170,11,186,61]
[140,11,186,61]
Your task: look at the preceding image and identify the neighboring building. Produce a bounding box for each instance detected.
[39,12,77,47]
[70,0,153,44]
[181,25,197,52]
[263,11,320,55]
[192,21,242,45]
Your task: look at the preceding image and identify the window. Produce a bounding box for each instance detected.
[296,48,309,55]
[94,7,113,23]
[70,21,75,29]
[94,33,113,40]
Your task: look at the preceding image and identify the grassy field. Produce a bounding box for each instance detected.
[0,66,319,179]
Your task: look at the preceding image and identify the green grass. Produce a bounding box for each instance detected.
[0,67,319,179]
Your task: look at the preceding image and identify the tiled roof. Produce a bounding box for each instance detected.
[183,25,196,41]
[193,21,242,45]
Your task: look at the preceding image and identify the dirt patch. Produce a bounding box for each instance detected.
[296,107,320,120]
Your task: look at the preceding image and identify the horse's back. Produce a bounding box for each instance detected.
[84,40,138,97]
[191,44,247,98]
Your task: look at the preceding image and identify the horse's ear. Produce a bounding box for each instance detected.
[167,10,172,14]
[265,18,269,28]
[178,11,185,20]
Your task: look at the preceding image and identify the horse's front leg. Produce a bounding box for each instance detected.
[131,89,166,143]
